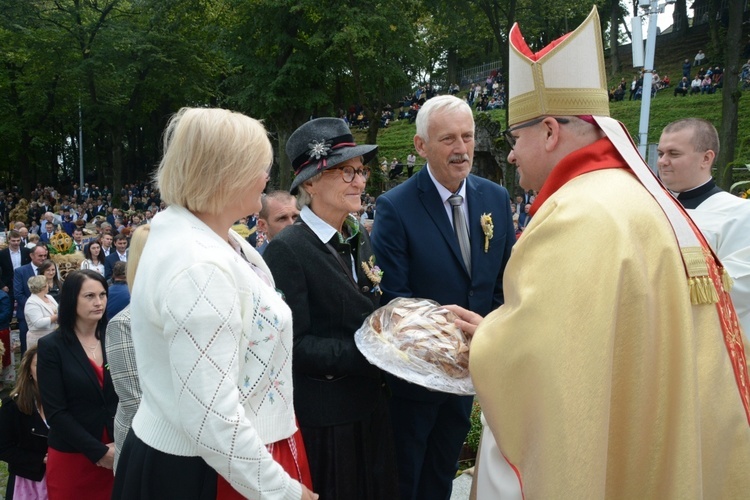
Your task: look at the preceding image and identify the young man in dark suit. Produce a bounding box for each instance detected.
[0,230,31,297]
[371,95,515,500]
[104,234,128,281]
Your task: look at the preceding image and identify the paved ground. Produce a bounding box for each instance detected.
[451,471,473,500]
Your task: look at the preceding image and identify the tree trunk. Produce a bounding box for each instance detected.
[715,0,743,190]
[673,0,689,38]
[446,47,458,88]
[275,126,293,192]
[707,0,722,63]
[610,0,621,76]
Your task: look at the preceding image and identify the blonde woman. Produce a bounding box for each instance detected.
[24,275,58,349]
[112,108,316,500]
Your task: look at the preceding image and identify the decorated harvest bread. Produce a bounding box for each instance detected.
[365,298,471,381]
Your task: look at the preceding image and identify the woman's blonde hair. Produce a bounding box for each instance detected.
[28,275,48,294]
[156,107,273,215]
[126,224,151,293]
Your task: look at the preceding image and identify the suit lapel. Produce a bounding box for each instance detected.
[466,176,486,273]
[416,167,469,275]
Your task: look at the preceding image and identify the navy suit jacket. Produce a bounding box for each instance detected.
[39,232,55,244]
[13,263,36,329]
[104,251,127,281]
[371,167,515,400]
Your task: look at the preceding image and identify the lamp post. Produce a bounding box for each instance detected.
[633,0,676,159]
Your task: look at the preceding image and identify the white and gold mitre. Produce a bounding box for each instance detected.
[508,6,609,126]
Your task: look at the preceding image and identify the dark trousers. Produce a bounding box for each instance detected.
[389,385,473,500]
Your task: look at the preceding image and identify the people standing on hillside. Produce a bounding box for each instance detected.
[682,58,692,78]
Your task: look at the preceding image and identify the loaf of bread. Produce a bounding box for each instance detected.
[367,298,470,379]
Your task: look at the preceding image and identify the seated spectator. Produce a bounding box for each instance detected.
[712,66,723,90]
[674,77,690,97]
[694,49,706,67]
[701,75,713,94]
[697,67,706,79]
[660,75,670,88]
[690,76,702,95]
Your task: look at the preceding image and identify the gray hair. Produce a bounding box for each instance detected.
[28,275,48,294]
[295,173,323,209]
[415,95,474,142]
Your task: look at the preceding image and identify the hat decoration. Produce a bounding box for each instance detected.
[293,135,357,175]
[287,118,378,194]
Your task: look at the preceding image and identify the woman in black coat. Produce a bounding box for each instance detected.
[263,118,397,500]
[0,345,49,499]
[37,270,117,500]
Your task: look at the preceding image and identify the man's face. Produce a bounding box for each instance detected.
[115,238,128,253]
[507,118,554,192]
[260,198,300,240]
[657,128,714,193]
[524,204,531,213]
[45,222,53,233]
[8,236,21,251]
[18,228,28,239]
[414,109,474,192]
[31,246,48,266]
[101,234,112,247]
[73,230,83,243]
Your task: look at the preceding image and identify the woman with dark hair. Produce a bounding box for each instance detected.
[0,345,49,499]
[38,260,62,302]
[80,240,105,276]
[37,270,117,500]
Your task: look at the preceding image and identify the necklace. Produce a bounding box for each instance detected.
[83,341,99,360]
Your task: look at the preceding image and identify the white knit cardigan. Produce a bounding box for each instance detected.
[130,205,300,500]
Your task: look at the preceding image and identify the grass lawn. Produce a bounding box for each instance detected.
[366,90,750,189]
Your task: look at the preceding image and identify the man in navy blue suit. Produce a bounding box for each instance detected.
[371,95,515,500]
[14,244,49,354]
[104,234,128,281]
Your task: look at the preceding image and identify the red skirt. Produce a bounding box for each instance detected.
[46,447,114,500]
[1,327,10,369]
[216,427,312,499]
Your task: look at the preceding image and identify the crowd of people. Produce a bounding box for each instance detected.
[0,10,749,499]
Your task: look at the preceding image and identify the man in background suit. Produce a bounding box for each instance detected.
[39,221,55,244]
[14,244,49,354]
[371,95,515,500]
[0,230,31,297]
[105,234,128,281]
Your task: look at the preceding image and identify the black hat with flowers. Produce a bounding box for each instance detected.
[287,118,378,194]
